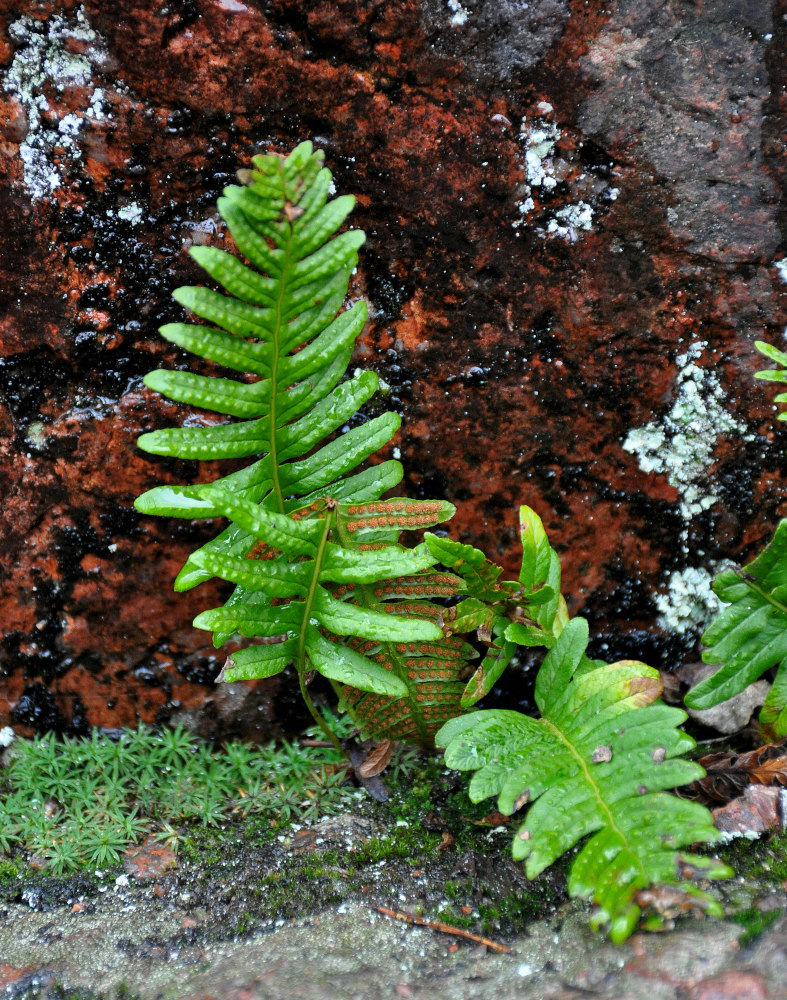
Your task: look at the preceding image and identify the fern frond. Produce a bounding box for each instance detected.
[436,618,730,942]
[754,339,787,421]
[685,520,787,738]
[425,506,569,706]
[191,490,461,704]
[135,142,401,585]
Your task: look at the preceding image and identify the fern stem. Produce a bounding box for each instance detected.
[298,670,342,751]
[295,508,342,750]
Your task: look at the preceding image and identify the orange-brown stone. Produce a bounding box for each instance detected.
[1,0,785,735]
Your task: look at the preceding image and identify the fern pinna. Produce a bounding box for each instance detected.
[436,617,730,943]
[134,142,470,744]
[684,341,787,739]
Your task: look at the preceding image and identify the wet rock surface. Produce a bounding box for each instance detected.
[1,1,785,732]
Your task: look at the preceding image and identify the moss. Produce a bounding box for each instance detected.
[732,906,782,945]
[0,859,20,882]
[717,829,787,887]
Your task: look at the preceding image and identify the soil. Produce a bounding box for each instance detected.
[1,760,785,1000]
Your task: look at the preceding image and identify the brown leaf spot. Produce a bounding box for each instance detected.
[513,791,530,812]
[652,746,667,763]
[626,673,662,706]
[591,745,612,763]
[637,784,649,795]
[517,829,531,841]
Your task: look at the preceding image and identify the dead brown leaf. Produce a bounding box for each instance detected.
[712,785,784,837]
[358,739,395,778]
[679,739,787,806]
[635,884,718,927]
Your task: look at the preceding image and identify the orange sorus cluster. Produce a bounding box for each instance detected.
[370,573,461,599]
[394,640,464,657]
[342,499,446,531]
[246,540,281,560]
[290,501,324,521]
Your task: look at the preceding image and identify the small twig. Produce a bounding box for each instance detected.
[372,905,512,954]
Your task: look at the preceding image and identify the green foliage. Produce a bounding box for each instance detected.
[134,144,731,942]
[685,523,787,738]
[135,142,481,744]
[436,618,731,943]
[754,339,787,420]
[685,342,787,737]
[0,724,356,875]
[423,506,568,708]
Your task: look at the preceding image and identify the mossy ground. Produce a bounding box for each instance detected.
[1,727,784,957]
[0,737,564,950]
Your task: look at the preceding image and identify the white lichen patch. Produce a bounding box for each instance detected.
[446,0,471,26]
[522,121,561,188]
[3,6,109,200]
[117,202,145,226]
[775,258,787,284]
[623,342,748,523]
[514,116,614,242]
[516,118,561,215]
[654,566,721,634]
[545,201,594,241]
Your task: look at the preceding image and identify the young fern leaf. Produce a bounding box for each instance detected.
[685,520,787,738]
[436,618,730,943]
[424,506,569,707]
[684,342,787,738]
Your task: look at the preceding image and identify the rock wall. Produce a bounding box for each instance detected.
[1,0,785,736]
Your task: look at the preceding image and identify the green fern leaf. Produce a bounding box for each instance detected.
[754,339,787,421]
[190,488,469,708]
[685,519,787,737]
[135,141,398,541]
[425,507,569,707]
[436,618,730,942]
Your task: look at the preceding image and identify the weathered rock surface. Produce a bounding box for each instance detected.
[1,1,785,733]
[0,892,785,1000]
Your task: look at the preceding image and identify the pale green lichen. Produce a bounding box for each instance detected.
[654,565,721,634]
[623,342,748,525]
[3,6,108,200]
